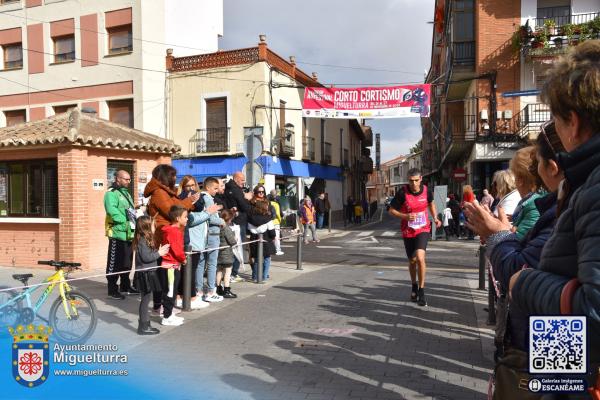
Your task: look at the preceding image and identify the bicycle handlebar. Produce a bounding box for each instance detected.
[37,260,82,269]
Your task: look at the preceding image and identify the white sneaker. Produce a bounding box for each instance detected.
[191,298,210,309]
[171,314,184,322]
[176,298,182,308]
[161,315,183,326]
[203,293,223,303]
[275,251,285,256]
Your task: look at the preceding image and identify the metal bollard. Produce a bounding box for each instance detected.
[257,233,264,283]
[183,245,192,312]
[296,232,303,270]
[487,273,497,325]
[478,245,486,290]
[328,210,332,233]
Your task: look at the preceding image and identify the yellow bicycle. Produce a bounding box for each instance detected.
[0,260,97,343]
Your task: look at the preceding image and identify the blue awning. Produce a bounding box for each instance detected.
[258,156,342,181]
[172,155,342,182]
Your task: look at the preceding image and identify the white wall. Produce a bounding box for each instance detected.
[0,0,222,137]
[325,180,343,212]
[572,0,600,14]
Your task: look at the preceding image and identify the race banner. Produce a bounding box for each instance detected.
[302,84,430,119]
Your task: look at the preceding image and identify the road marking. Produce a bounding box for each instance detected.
[331,231,351,238]
[281,245,294,248]
[427,248,452,252]
[381,231,398,237]
[348,236,379,244]
[316,245,343,249]
[357,230,374,237]
[358,246,393,251]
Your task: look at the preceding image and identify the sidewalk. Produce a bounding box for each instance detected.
[0,256,336,352]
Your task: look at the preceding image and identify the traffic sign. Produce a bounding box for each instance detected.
[243,161,263,189]
[453,168,467,182]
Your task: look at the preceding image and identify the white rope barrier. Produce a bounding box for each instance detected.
[0,231,303,293]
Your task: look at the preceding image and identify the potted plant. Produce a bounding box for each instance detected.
[553,37,564,48]
[544,19,557,36]
[532,28,548,48]
[588,16,600,36]
[511,25,531,52]
[561,23,574,40]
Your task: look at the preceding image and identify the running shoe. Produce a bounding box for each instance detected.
[410,283,418,302]
[191,298,210,309]
[161,315,183,326]
[203,293,224,303]
[275,251,285,256]
[417,288,427,307]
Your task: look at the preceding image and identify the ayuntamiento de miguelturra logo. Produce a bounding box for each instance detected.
[9,324,51,388]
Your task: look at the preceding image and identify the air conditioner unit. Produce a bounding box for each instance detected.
[504,110,513,120]
[480,110,488,121]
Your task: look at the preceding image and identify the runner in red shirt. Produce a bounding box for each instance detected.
[389,168,441,306]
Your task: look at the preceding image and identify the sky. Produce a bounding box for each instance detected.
[219,0,435,163]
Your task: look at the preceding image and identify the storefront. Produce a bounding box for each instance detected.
[0,109,177,270]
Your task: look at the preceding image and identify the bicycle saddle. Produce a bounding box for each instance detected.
[12,274,33,284]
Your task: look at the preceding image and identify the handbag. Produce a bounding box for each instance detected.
[491,347,541,400]
[561,279,600,400]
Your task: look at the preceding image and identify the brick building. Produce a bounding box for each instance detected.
[0,108,177,269]
[0,0,222,136]
[421,0,600,196]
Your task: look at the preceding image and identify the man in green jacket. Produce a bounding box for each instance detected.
[104,170,138,299]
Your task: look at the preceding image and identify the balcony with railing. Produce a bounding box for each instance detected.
[189,127,230,155]
[322,142,332,165]
[277,128,295,157]
[515,103,551,139]
[452,41,475,67]
[302,137,315,161]
[515,12,600,58]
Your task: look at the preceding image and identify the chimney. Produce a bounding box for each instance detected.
[289,56,296,78]
[166,48,174,71]
[258,34,267,61]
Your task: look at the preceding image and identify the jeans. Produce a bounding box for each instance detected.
[232,223,247,277]
[252,256,271,281]
[274,224,282,253]
[316,213,324,229]
[193,251,205,295]
[303,223,318,242]
[203,234,219,292]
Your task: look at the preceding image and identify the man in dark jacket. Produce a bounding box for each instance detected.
[225,171,253,281]
[214,178,227,208]
[314,193,326,229]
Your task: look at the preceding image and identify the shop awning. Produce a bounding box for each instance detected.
[173,155,343,182]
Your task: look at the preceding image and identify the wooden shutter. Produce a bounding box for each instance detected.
[206,98,227,129]
[5,109,26,126]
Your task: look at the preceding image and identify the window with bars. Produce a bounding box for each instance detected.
[4,109,25,126]
[53,35,75,63]
[0,160,58,218]
[108,25,133,55]
[3,43,22,69]
[108,99,134,128]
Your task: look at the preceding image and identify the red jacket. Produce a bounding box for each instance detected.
[161,225,186,267]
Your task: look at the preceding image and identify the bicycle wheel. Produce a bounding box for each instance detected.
[49,290,97,343]
[0,286,22,328]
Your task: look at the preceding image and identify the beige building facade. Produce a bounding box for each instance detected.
[166,36,373,220]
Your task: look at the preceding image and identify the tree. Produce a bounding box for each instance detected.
[409,139,422,154]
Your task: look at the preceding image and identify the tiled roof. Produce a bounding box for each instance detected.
[0,108,180,153]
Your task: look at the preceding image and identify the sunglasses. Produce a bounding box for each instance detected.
[540,119,556,155]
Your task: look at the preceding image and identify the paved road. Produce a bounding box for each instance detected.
[126,213,493,400]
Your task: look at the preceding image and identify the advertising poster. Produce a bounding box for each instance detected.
[302,84,431,119]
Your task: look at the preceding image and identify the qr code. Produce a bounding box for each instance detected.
[529,316,586,374]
